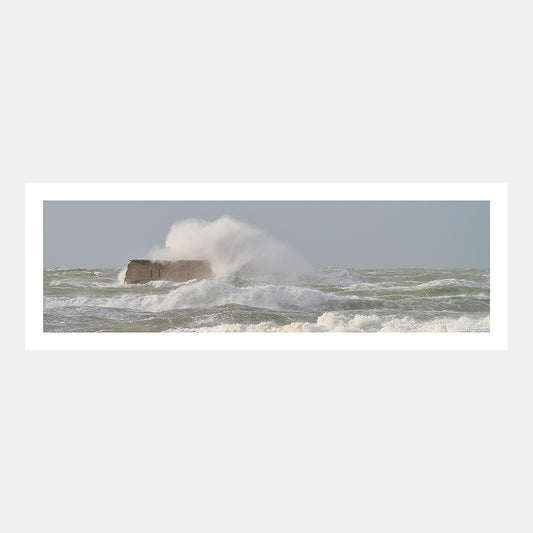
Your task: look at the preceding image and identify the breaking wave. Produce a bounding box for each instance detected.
[164,311,490,333]
[44,277,340,313]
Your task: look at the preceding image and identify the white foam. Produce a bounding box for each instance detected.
[415,278,488,289]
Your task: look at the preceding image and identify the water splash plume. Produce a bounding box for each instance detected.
[148,215,310,278]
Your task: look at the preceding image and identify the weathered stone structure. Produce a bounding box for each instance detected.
[124,259,212,284]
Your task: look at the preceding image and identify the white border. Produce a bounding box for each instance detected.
[26,182,507,350]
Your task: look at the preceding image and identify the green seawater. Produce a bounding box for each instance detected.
[44,268,490,332]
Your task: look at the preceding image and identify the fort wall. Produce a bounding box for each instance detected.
[124,260,212,284]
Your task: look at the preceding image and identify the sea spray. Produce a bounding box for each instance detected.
[148,216,310,279]
[117,268,127,284]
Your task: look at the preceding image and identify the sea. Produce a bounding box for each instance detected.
[43,268,490,332]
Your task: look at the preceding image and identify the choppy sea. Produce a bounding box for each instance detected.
[43,268,489,332]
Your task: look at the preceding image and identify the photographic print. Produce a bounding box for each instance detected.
[27,182,506,350]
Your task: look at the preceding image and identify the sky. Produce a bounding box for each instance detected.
[43,201,490,269]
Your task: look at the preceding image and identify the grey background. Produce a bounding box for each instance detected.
[5,1,528,531]
[44,201,490,269]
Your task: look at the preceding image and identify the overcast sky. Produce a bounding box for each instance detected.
[43,201,489,269]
